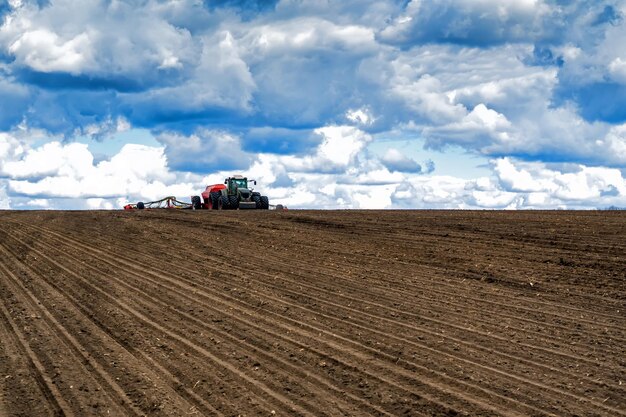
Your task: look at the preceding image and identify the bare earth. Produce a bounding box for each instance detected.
[0,209,624,416]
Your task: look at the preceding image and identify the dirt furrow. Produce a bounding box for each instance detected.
[241,246,626,347]
[4,222,509,416]
[1,209,623,417]
[0,301,68,417]
[0,242,227,417]
[25,216,624,376]
[0,290,78,417]
[0,237,307,416]
[11,221,620,416]
[56,218,623,396]
[67,215,626,332]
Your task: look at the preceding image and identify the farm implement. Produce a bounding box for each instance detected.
[124,175,281,210]
[123,196,192,210]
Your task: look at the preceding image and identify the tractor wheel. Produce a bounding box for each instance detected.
[137,201,145,210]
[260,196,269,210]
[210,192,221,210]
[252,195,261,209]
[221,194,230,209]
[191,195,202,210]
[229,195,239,209]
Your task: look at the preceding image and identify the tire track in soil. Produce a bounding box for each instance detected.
[91,210,626,314]
[0,298,76,417]
[239,245,626,354]
[0,259,140,416]
[69,214,626,337]
[0,247,256,417]
[188,219,626,350]
[0,243,222,417]
[243,228,626,328]
[11,221,620,411]
[0,238,402,417]
[89,221,626,390]
[0,219,604,414]
[274,211,626,308]
[0,227,333,417]
[39,217,624,408]
[3,223,505,416]
[75,218,624,412]
[0,254,292,414]
[0,296,61,417]
[31,216,625,370]
[2,213,623,414]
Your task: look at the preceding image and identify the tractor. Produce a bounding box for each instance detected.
[199,175,269,210]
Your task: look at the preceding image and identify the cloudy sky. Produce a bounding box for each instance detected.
[1,0,625,209]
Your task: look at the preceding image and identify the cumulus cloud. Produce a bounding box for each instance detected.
[155,128,253,173]
[423,103,512,149]
[3,134,200,204]
[379,0,555,46]
[390,158,626,210]
[494,157,626,201]
[2,126,625,210]
[380,148,428,173]
[1,0,626,210]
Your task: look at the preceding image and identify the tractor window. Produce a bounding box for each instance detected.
[234,179,247,188]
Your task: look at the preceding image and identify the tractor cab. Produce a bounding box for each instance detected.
[226,176,249,194]
[224,175,259,209]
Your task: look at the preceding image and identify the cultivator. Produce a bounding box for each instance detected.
[123,196,192,210]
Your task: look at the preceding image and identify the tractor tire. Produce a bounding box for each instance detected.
[229,195,239,209]
[260,196,269,210]
[210,192,221,210]
[137,201,145,210]
[252,195,261,209]
[221,194,230,209]
[252,191,261,197]
[191,195,202,210]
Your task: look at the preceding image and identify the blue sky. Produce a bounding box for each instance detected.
[1,0,625,209]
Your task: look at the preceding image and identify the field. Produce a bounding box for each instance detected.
[0,209,624,416]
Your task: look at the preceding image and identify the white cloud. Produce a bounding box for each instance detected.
[75,116,130,139]
[1,0,625,211]
[8,29,93,74]
[1,141,93,179]
[241,18,377,57]
[5,140,199,203]
[379,0,554,45]
[315,125,371,167]
[494,157,626,202]
[609,57,626,84]
[602,124,626,160]
[0,0,201,82]
[380,148,424,173]
[2,126,625,210]
[423,104,512,149]
[0,183,10,209]
[25,198,49,208]
[346,108,374,126]
[390,73,466,124]
[125,30,256,114]
[156,128,253,172]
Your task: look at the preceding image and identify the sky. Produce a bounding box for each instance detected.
[0,0,625,210]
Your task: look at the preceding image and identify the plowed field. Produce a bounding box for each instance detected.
[0,210,624,416]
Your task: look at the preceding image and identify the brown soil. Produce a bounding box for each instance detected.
[0,209,624,416]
